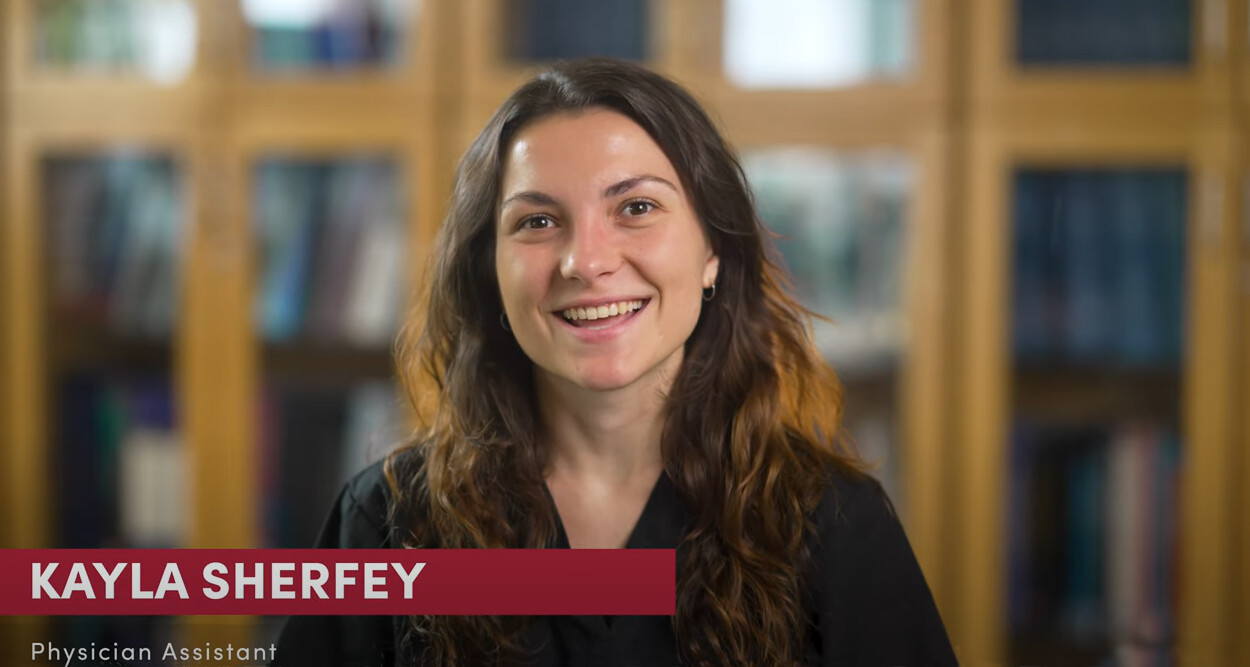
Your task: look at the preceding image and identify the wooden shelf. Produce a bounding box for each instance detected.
[51,324,174,374]
[840,368,898,418]
[1013,364,1181,425]
[262,342,395,384]
[1010,635,1118,667]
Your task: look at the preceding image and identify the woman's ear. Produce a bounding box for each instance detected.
[703,253,720,289]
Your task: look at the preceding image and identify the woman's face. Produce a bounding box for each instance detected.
[495,108,719,394]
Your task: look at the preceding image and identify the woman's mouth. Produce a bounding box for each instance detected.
[558,299,648,329]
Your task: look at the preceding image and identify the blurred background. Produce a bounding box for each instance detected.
[0,0,1246,665]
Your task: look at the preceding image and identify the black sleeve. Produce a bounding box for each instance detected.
[809,474,958,666]
[270,463,401,667]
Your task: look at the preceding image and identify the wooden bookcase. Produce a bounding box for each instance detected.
[956,1,1246,665]
[1,1,1247,665]
[0,0,445,654]
[452,0,677,157]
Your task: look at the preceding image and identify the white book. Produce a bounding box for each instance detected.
[1106,424,1148,643]
[119,428,187,547]
[343,215,405,347]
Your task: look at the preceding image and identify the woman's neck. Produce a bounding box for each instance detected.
[534,370,669,485]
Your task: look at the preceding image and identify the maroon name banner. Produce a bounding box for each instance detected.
[0,549,676,616]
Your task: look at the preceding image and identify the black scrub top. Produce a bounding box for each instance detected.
[271,458,957,666]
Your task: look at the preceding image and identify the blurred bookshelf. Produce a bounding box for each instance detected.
[1,1,1248,666]
[239,0,411,72]
[1007,168,1187,666]
[955,2,1246,665]
[42,153,189,550]
[454,0,671,152]
[249,155,406,551]
[742,148,914,507]
[967,0,1227,122]
[30,0,201,82]
[1014,0,1191,67]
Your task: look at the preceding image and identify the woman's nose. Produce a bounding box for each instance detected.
[559,216,621,283]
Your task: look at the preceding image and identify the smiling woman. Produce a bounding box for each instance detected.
[496,109,718,395]
[272,58,956,666]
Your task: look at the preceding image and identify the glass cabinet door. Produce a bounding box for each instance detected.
[249,155,407,550]
[42,152,190,550]
[457,0,665,151]
[38,149,190,661]
[504,0,648,63]
[959,123,1242,664]
[238,0,418,73]
[723,0,914,89]
[967,0,1217,109]
[664,0,949,102]
[28,0,200,83]
[742,147,915,509]
[1006,168,1186,666]
[1014,0,1191,67]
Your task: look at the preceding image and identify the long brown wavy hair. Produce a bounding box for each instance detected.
[386,58,863,666]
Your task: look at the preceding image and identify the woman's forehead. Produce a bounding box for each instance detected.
[500,109,680,192]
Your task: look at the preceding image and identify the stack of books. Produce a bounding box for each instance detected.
[252,157,406,348]
[743,148,912,376]
[1012,169,1186,367]
[1008,422,1180,663]
[44,154,186,340]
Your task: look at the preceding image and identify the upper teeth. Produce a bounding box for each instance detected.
[562,300,644,321]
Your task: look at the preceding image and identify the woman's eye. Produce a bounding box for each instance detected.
[520,215,554,230]
[623,200,655,216]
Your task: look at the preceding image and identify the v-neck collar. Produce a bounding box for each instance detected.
[542,471,687,550]
[539,472,688,639]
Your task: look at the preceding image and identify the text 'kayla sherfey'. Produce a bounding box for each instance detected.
[31,561,426,600]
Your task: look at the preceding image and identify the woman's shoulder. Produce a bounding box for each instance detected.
[317,447,423,549]
[812,462,897,535]
[805,463,959,664]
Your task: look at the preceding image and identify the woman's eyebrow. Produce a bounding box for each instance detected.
[500,190,559,210]
[603,174,677,198]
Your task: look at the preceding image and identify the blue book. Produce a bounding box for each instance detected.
[1108,171,1161,363]
[1153,172,1187,365]
[322,7,370,66]
[59,375,106,548]
[1150,431,1181,642]
[255,162,322,341]
[1059,173,1113,361]
[1062,437,1107,642]
[1013,173,1051,360]
[1007,424,1037,632]
[94,158,145,314]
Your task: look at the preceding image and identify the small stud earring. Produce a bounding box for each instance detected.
[702,284,716,301]
[500,312,511,332]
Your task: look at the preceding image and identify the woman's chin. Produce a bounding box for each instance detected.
[555,360,651,393]
[567,370,640,393]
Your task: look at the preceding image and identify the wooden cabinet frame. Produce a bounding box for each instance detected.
[967,0,1234,121]
[665,0,952,144]
[452,0,680,155]
[957,120,1241,666]
[1236,130,1250,667]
